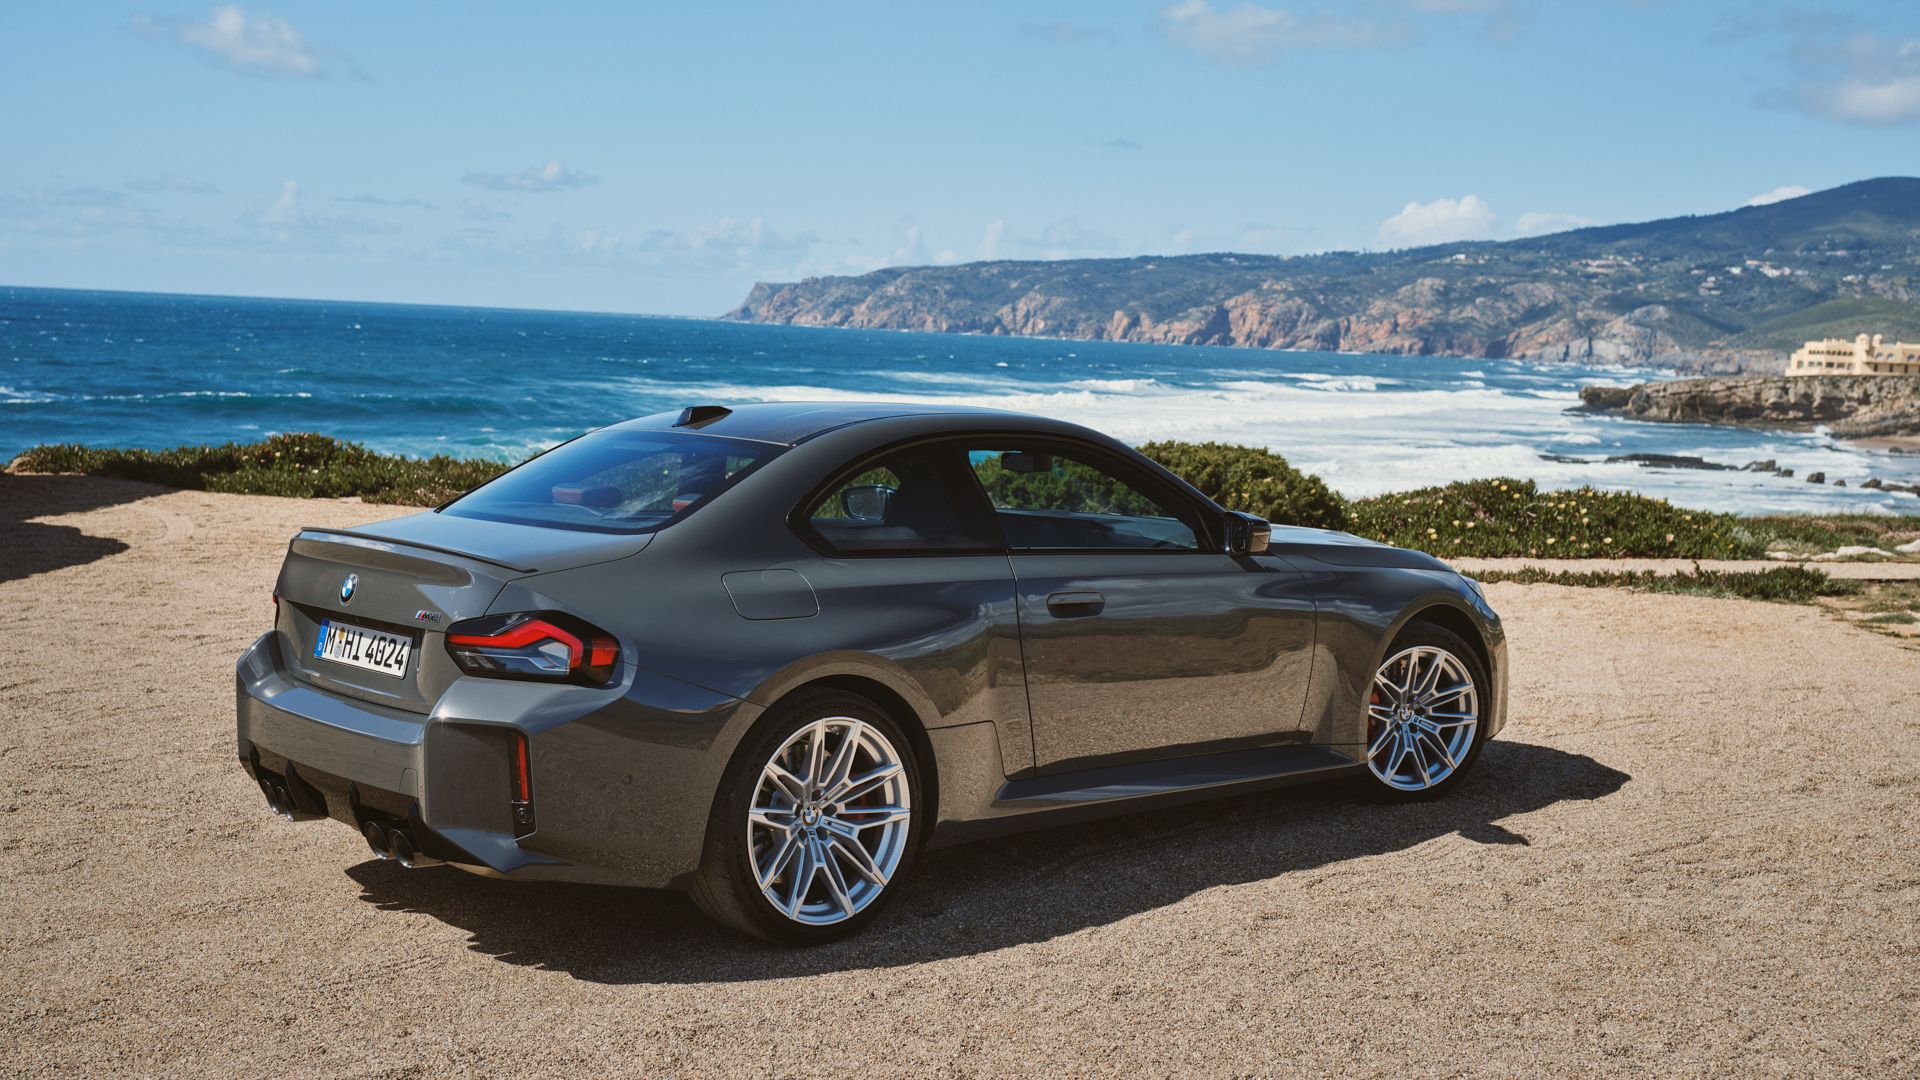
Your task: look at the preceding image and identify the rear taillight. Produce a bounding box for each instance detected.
[444,612,620,685]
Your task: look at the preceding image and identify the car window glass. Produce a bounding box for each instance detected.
[963,445,1200,551]
[442,430,778,534]
[805,444,1000,554]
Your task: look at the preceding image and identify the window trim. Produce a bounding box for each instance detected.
[788,437,1008,559]
[956,435,1222,555]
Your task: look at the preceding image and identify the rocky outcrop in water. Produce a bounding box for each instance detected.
[1578,375,1920,438]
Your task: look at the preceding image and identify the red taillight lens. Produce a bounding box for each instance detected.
[444,612,620,685]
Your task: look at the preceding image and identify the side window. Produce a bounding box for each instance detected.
[803,443,1001,554]
[963,444,1202,551]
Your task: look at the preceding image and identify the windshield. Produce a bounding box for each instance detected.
[441,429,782,534]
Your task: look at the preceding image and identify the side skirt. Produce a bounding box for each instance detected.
[926,737,1359,848]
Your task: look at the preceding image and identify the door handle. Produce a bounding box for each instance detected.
[1045,590,1105,617]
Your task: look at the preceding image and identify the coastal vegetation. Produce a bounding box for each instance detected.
[1472,565,1858,604]
[12,435,1919,561]
[11,433,508,506]
[1138,441,1348,531]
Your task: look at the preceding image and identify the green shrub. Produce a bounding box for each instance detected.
[1137,441,1349,531]
[1738,514,1920,557]
[11,434,508,506]
[1473,565,1857,604]
[1346,477,1762,558]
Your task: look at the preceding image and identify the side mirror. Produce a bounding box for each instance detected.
[1225,511,1271,555]
[841,484,896,522]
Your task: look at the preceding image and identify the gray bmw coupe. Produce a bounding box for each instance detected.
[238,402,1506,942]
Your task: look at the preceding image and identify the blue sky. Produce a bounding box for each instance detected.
[3,1,1919,315]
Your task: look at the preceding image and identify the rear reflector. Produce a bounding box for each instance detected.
[509,730,535,837]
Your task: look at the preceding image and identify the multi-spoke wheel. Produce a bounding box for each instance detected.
[692,689,921,943]
[1359,624,1487,800]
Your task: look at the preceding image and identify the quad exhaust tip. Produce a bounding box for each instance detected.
[260,779,296,821]
[362,819,393,859]
[360,820,443,869]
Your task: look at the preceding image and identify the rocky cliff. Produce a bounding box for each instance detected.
[725,178,1920,372]
[1579,375,1920,438]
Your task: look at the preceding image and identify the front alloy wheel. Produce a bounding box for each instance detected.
[1361,625,1487,799]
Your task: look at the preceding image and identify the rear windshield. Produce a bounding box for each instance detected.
[441,429,782,534]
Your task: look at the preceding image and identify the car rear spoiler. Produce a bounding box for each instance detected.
[293,527,540,574]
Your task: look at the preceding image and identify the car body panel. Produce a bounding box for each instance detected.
[1006,550,1317,773]
[237,402,1508,891]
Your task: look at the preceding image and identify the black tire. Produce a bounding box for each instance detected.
[1353,621,1491,803]
[690,688,924,944]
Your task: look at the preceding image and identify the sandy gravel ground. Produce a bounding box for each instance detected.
[3,473,1918,1077]
[1454,557,1920,579]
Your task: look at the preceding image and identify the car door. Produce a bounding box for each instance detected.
[795,439,1034,776]
[958,438,1316,775]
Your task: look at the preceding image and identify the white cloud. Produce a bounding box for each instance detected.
[1168,227,1198,252]
[260,179,299,225]
[889,222,928,266]
[133,5,326,79]
[1377,195,1497,247]
[1512,210,1596,237]
[1807,74,1920,126]
[241,180,395,244]
[0,187,179,238]
[462,159,598,194]
[1770,22,1920,127]
[976,220,1006,260]
[1745,185,1811,207]
[1157,1,1409,65]
[1407,0,1528,46]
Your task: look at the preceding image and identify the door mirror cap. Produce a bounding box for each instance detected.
[1225,511,1271,555]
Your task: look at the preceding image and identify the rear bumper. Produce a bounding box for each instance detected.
[235,632,759,888]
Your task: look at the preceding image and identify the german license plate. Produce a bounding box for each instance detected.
[315,619,412,679]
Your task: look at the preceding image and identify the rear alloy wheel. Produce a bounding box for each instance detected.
[1361,625,1487,800]
[692,690,921,943]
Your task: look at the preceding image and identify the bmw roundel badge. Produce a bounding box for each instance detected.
[340,573,359,604]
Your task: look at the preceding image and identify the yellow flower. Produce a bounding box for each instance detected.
[1665,532,1675,542]
[1602,536,1612,543]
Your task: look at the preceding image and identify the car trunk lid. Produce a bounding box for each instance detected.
[273,516,651,713]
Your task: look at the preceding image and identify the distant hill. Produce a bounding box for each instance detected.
[724,178,1920,371]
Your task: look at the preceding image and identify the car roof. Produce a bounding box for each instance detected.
[609,401,1050,446]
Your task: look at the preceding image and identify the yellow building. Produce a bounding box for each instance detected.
[1787,333,1920,376]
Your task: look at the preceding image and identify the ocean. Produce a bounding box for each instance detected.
[3,285,1915,515]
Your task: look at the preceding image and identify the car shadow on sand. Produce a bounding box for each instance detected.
[348,740,1626,982]
[0,473,157,583]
